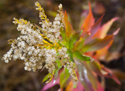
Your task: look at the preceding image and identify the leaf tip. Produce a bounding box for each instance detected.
[113,28,120,35]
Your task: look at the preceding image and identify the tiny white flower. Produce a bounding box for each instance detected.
[24,66,28,70]
[5,60,9,63]
[58,4,62,9]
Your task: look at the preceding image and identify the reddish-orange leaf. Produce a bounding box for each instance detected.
[81,2,95,35]
[94,28,120,59]
[64,11,74,41]
[94,40,113,60]
[97,81,104,91]
[65,80,73,91]
[94,17,118,39]
[85,15,104,44]
[81,35,113,52]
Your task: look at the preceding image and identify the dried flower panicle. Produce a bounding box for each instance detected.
[3,2,77,82]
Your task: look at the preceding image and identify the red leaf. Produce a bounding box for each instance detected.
[97,81,104,91]
[81,2,95,36]
[101,66,121,85]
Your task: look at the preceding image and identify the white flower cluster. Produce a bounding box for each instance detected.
[3,2,78,82]
[3,2,67,72]
[3,19,44,71]
[64,61,78,82]
[35,2,63,42]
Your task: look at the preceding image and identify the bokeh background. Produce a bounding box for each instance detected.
[0,0,125,91]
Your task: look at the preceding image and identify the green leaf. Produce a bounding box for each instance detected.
[86,61,102,75]
[81,35,113,52]
[67,49,74,62]
[73,50,91,61]
[60,27,65,40]
[54,69,59,80]
[55,59,62,69]
[74,37,85,50]
[60,41,68,47]
[60,67,70,88]
[73,83,77,88]
[42,73,51,83]
[56,53,59,56]
[73,81,78,88]
[55,59,61,68]
[69,31,82,49]
[47,10,57,17]
[55,59,62,80]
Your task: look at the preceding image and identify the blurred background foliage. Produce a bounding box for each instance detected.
[0,0,125,91]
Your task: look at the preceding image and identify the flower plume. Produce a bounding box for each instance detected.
[3,2,77,83]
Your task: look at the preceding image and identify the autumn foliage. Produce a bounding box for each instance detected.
[42,2,120,91]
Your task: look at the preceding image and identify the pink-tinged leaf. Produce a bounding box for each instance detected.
[64,11,74,41]
[78,64,93,91]
[41,78,59,91]
[83,62,98,90]
[81,35,113,52]
[73,81,84,91]
[101,66,121,85]
[94,17,118,39]
[85,15,104,44]
[65,80,84,91]
[97,81,104,91]
[113,28,120,35]
[87,60,120,85]
[81,2,95,36]
[75,59,93,91]
[87,60,102,75]
[42,69,64,91]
